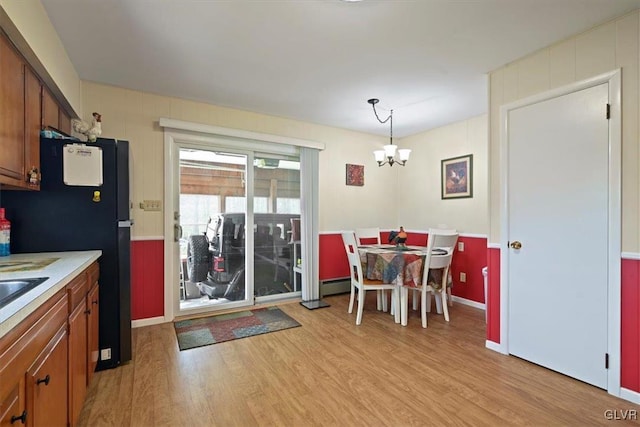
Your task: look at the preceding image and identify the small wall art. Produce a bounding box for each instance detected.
[345,164,364,186]
[441,154,473,199]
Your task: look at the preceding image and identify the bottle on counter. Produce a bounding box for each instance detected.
[0,208,10,257]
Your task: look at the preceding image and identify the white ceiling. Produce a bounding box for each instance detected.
[41,0,640,138]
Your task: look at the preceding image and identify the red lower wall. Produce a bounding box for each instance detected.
[131,240,164,320]
[319,231,488,304]
[486,247,501,343]
[621,258,640,392]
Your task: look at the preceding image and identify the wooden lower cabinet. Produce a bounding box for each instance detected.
[86,284,99,384]
[0,261,100,427]
[0,382,24,426]
[68,301,87,427]
[27,327,68,427]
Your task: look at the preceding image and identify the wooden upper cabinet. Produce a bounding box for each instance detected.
[42,87,59,131]
[59,108,71,135]
[25,66,41,190]
[0,34,26,182]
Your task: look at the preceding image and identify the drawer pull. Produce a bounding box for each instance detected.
[11,410,27,424]
[84,309,91,315]
[36,374,50,386]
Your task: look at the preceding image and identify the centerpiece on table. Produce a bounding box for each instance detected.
[388,226,408,248]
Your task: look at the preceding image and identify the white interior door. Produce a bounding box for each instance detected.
[506,83,609,388]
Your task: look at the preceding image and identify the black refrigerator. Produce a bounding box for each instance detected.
[1,137,132,370]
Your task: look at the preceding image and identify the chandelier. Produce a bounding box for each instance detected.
[368,98,411,167]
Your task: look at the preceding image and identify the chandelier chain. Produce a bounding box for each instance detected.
[371,103,393,144]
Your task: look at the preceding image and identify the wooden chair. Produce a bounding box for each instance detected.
[414,228,457,313]
[405,229,458,327]
[354,227,386,310]
[354,227,381,245]
[341,231,398,325]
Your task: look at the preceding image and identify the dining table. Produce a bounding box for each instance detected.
[357,244,451,326]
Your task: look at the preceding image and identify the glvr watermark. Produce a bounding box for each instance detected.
[604,409,637,421]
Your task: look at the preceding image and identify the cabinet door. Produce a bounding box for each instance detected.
[0,381,25,427]
[27,327,68,427]
[86,284,99,384]
[24,66,41,190]
[0,35,25,182]
[41,87,58,131]
[58,109,71,136]
[67,303,87,427]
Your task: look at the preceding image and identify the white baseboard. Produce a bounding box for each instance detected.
[451,295,485,311]
[131,316,166,328]
[620,387,640,404]
[485,340,507,354]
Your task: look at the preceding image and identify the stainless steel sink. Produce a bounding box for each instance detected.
[0,277,49,308]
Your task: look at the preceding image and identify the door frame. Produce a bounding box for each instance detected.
[161,118,324,322]
[499,69,621,395]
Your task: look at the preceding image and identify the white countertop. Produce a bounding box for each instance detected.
[0,250,102,339]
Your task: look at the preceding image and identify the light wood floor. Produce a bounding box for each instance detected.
[78,293,639,426]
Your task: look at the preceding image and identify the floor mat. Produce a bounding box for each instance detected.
[174,306,301,350]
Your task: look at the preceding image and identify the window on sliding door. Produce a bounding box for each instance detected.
[178,148,250,313]
[252,155,301,300]
[176,147,301,315]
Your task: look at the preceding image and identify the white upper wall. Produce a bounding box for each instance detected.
[81,81,403,237]
[398,115,489,235]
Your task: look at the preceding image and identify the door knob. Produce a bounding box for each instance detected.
[510,241,522,249]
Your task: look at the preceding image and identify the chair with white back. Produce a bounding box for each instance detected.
[405,229,458,327]
[414,227,457,313]
[354,227,386,310]
[354,227,381,245]
[341,231,397,325]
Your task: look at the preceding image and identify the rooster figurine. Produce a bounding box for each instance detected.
[72,112,102,142]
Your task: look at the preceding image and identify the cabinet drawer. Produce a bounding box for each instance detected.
[0,291,67,403]
[66,274,88,312]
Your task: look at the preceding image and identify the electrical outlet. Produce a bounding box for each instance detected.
[458,241,464,252]
[140,200,161,211]
[101,348,112,361]
[460,272,466,283]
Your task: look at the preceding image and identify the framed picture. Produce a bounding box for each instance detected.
[345,164,364,186]
[441,154,473,199]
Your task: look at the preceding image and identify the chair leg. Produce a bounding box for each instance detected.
[381,289,388,312]
[426,292,432,313]
[421,288,428,328]
[356,288,365,325]
[441,288,450,322]
[348,284,356,314]
[401,287,410,326]
[393,288,400,323]
[447,286,453,307]
[434,293,444,314]
[412,289,418,311]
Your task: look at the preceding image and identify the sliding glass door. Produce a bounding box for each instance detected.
[171,142,301,317]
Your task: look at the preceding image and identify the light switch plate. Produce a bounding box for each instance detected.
[458,241,464,251]
[140,200,161,211]
[460,272,466,283]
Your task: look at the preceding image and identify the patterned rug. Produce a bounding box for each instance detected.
[174,307,301,351]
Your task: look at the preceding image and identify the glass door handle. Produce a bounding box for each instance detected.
[174,224,183,242]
